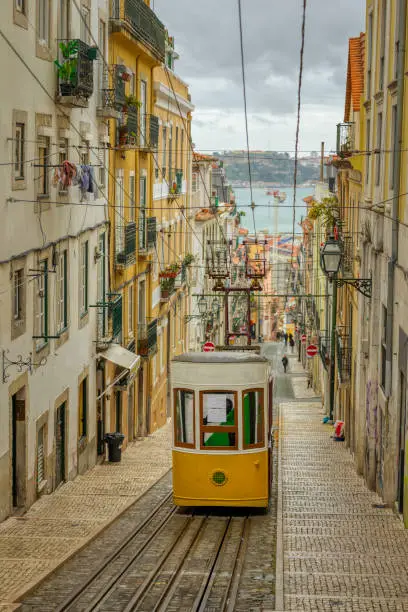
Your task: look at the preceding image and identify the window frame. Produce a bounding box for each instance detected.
[79,376,88,439]
[37,135,50,197]
[174,388,195,449]
[375,112,383,187]
[129,172,135,222]
[128,282,134,338]
[14,122,25,181]
[38,0,50,46]
[13,268,24,320]
[56,250,68,333]
[80,241,88,316]
[35,259,48,349]
[242,388,265,450]
[199,390,238,451]
[16,0,25,13]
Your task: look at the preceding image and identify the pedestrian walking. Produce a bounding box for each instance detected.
[284,332,288,346]
[282,355,288,373]
[307,371,312,388]
[289,337,295,353]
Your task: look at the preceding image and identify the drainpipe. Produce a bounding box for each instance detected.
[385,0,406,397]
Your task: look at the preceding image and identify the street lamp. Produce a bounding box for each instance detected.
[198,295,207,316]
[320,235,342,278]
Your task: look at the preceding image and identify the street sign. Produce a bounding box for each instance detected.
[306,344,318,358]
[301,334,307,344]
[202,341,215,352]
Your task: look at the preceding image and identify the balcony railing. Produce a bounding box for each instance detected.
[174,263,187,288]
[110,0,165,63]
[116,111,159,149]
[318,331,330,371]
[168,168,183,197]
[147,216,157,249]
[97,64,127,117]
[116,222,136,266]
[336,326,352,384]
[56,39,95,105]
[137,319,158,357]
[95,293,122,348]
[340,233,354,277]
[336,122,355,158]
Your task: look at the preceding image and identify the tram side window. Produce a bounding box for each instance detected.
[174,389,195,447]
[243,389,264,448]
[200,391,237,449]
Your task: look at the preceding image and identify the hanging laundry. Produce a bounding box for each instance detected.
[79,165,90,201]
[88,166,96,196]
[60,161,77,188]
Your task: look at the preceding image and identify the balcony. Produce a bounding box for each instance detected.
[97,64,127,119]
[115,222,136,267]
[95,293,122,349]
[167,168,183,198]
[137,319,158,357]
[116,111,159,150]
[336,122,355,158]
[110,0,165,63]
[55,39,95,107]
[336,326,352,384]
[160,277,176,302]
[174,263,187,288]
[340,233,354,277]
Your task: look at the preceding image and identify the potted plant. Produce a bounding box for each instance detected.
[54,40,79,96]
[123,95,142,112]
[160,276,175,299]
[159,263,180,278]
[183,253,195,266]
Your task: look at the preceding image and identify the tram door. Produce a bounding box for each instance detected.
[268,378,274,497]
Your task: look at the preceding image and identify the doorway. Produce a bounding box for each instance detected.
[128,383,135,442]
[398,370,406,513]
[96,367,105,455]
[115,391,122,432]
[55,402,66,488]
[138,367,144,436]
[11,388,26,508]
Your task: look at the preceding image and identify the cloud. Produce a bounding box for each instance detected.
[153,0,365,151]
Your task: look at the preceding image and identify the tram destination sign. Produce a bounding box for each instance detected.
[202,341,215,352]
[306,344,318,358]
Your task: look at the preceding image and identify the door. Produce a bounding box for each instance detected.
[138,367,144,436]
[140,80,147,145]
[398,371,407,513]
[55,403,66,488]
[96,368,105,455]
[167,313,171,415]
[12,390,26,508]
[128,383,135,442]
[115,391,122,432]
[268,378,274,497]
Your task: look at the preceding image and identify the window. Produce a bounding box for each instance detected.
[115,171,124,256]
[192,172,198,193]
[242,389,264,448]
[37,136,50,197]
[58,138,69,193]
[379,0,387,90]
[80,140,90,165]
[162,126,167,178]
[160,329,165,372]
[35,259,48,348]
[390,105,397,190]
[98,141,106,189]
[381,306,387,389]
[128,283,134,338]
[168,126,173,177]
[174,389,195,447]
[367,11,373,98]
[56,250,68,332]
[366,118,371,185]
[129,173,135,222]
[80,241,88,315]
[200,391,237,449]
[181,129,184,171]
[16,0,25,13]
[139,177,146,250]
[375,112,382,186]
[58,0,70,40]
[37,425,46,487]
[38,0,50,45]
[394,1,400,80]
[13,269,24,320]
[14,123,25,180]
[78,376,88,438]
[80,4,90,44]
[175,127,179,170]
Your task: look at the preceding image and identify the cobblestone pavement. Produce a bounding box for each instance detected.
[277,383,408,611]
[0,423,172,607]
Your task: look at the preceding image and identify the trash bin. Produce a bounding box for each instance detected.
[104,432,125,462]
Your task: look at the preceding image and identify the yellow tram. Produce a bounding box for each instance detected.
[171,352,273,507]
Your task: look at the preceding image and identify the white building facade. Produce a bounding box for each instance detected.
[0,0,110,520]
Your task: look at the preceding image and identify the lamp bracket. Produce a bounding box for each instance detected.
[2,349,47,383]
[335,278,372,298]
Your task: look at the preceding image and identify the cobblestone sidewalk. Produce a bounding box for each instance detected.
[0,423,172,609]
[277,389,408,611]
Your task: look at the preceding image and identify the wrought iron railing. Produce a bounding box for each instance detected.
[147,217,157,249]
[116,222,136,266]
[111,295,123,340]
[98,64,126,112]
[318,331,330,371]
[340,233,354,277]
[57,39,94,99]
[137,319,158,357]
[117,108,138,146]
[168,168,183,196]
[116,111,159,149]
[336,326,352,383]
[336,122,355,158]
[95,293,122,347]
[110,0,165,63]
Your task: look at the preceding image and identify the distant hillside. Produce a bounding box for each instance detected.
[214,151,320,185]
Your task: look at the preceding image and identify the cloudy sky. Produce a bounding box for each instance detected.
[153,0,365,155]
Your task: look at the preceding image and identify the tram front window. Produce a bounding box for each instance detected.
[174,389,195,448]
[200,391,237,449]
[243,389,264,448]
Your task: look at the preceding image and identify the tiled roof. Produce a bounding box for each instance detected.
[344,33,365,121]
[193,152,218,163]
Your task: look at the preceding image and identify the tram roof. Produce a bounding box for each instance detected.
[172,351,269,364]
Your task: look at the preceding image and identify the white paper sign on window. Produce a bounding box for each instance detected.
[205,394,227,423]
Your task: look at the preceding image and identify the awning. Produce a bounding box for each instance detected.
[99,343,141,373]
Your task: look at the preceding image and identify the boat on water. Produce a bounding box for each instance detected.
[265,189,287,203]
